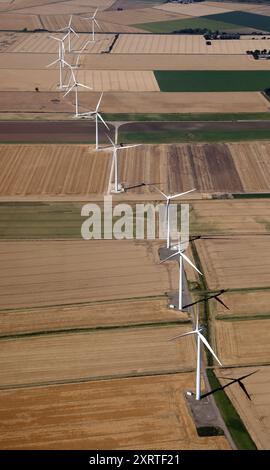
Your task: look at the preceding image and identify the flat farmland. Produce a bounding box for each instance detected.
[213,290,270,318]
[215,318,270,366]
[0,324,195,387]
[1,142,270,199]
[0,90,267,114]
[6,33,114,53]
[40,15,143,33]
[97,7,189,24]
[0,69,159,92]
[0,374,230,449]
[0,240,178,309]
[205,2,258,13]
[191,200,270,235]
[0,298,187,337]
[112,33,270,54]
[0,13,41,30]
[195,237,270,290]
[11,0,116,15]
[155,3,231,16]
[218,366,270,450]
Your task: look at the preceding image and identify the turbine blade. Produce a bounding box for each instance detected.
[96,92,104,112]
[180,251,203,276]
[77,83,92,90]
[97,113,109,129]
[170,330,196,341]
[159,251,179,264]
[118,144,140,150]
[94,19,102,30]
[153,186,168,199]
[106,133,115,147]
[170,189,196,200]
[93,8,98,18]
[63,85,75,97]
[47,59,59,67]
[198,332,222,366]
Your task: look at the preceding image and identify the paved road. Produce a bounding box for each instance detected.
[1,120,270,143]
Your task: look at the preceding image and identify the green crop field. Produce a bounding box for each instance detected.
[205,11,270,32]
[154,70,270,92]
[133,17,240,33]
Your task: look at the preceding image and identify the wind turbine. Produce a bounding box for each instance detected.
[47,36,70,89]
[160,238,203,311]
[81,9,101,42]
[170,310,222,401]
[63,67,92,117]
[154,187,196,249]
[58,15,79,52]
[79,93,109,150]
[106,132,140,194]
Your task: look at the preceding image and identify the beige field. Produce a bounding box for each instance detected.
[0,373,230,449]
[205,2,259,12]
[11,0,116,15]
[229,142,270,192]
[0,298,188,336]
[215,318,270,366]
[113,34,270,54]
[6,32,114,53]
[97,7,189,24]
[155,3,231,16]
[0,13,41,30]
[0,240,178,309]
[0,324,196,387]
[191,199,270,235]
[214,290,270,317]
[40,15,143,33]
[0,69,159,92]
[0,90,267,114]
[218,366,270,450]
[1,142,270,199]
[195,236,270,290]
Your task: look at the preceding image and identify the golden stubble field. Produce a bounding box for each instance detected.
[0,373,230,449]
[1,142,270,199]
[218,366,270,449]
[0,240,178,309]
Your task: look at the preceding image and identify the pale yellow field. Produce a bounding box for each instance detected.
[0,240,178,309]
[11,0,115,15]
[155,2,231,16]
[0,374,230,449]
[0,13,41,30]
[215,319,270,366]
[0,324,196,387]
[218,366,270,450]
[205,2,259,12]
[214,290,270,317]
[97,7,189,24]
[195,237,270,290]
[0,69,159,92]
[113,34,270,54]
[0,298,188,336]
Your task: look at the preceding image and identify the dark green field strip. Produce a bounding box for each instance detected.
[207,369,257,450]
[155,70,270,92]
[104,112,270,122]
[119,128,270,144]
[205,10,270,32]
[133,17,240,33]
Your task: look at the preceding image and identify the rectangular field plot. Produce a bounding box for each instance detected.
[205,11,270,32]
[0,374,230,449]
[0,298,187,337]
[0,325,195,387]
[155,3,231,16]
[213,290,270,318]
[195,236,270,290]
[218,366,270,450]
[215,318,270,366]
[0,13,42,30]
[0,240,178,309]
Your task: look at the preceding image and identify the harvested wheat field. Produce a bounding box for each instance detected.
[112,34,270,54]
[0,298,187,337]
[0,90,267,114]
[191,200,270,235]
[0,324,195,387]
[11,0,116,15]
[0,69,159,92]
[205,2,258,13]
[213,290,270,318]
[6,32,113,53]
[97,7,189,24]
[0,373,230,449]
[218,366,270,450]
[195,236,270,290]
[0,240,178,309]
[1,142,270,199]
[0,13,41,30]
[215,318,270,366]
[155,3,231,16]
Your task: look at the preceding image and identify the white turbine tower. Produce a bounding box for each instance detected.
[161,238,203,311]
[79,93,109,150]
[63,67,92,117]
[170,311,222,400]
[106,133,140,194]
[154,187,196,249]
[58,15,78,52]
[81,9,101,42]
[47,36,70,89]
